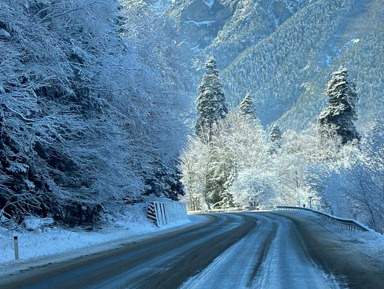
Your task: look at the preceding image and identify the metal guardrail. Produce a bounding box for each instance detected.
[274,205,369,232]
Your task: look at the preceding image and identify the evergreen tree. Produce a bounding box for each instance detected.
[318,68,359,144]
[239,93,255,117]
[195,57,228,143]
[206,137,235,209]
[269,124,282,153]
[270,124,282,143]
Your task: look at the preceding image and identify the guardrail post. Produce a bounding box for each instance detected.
[14,236,19,260]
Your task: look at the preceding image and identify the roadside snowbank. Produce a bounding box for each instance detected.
[0,202,206,276]
[291,210,384,262]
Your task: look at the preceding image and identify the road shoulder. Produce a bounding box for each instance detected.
[0,214,209,279]
[272,211,384,289]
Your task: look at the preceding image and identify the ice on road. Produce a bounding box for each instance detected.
[180,213,341,289]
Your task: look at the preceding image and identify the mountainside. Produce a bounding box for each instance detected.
[166,0,384,130]
[170,0,238,51]
[170,0,310,66]
[277,0,384,130]
[220,0,384,129]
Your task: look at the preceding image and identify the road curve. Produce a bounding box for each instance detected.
[0,212,383,289]
[180,213,341,289]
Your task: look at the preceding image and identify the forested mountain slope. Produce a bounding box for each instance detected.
[170,0,310,66]
[220,0,384,128]
[167,0,384,129]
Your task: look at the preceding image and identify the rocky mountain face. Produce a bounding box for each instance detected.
[151,0,384,130]
[170,0,309,66]
[169,0,238,51]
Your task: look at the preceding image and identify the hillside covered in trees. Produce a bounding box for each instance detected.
[167,0,384,129]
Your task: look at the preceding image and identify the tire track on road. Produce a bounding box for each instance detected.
[136,213,257,289]
[251,213,342,289]
[179,213,276,289]
[246,217,277,287]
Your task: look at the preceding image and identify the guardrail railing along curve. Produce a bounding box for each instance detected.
[274,205,369,232]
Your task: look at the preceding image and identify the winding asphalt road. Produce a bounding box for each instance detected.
[0,212,383,289]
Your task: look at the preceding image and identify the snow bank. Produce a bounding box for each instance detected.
[286,210,384,263]
[0,202,197,267]
[23,217,54,231]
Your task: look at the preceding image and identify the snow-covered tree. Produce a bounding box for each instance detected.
[221,111,267,171]
[182,107,270,210]
[206,135,235,208]
[180,137,210,211]
[239,93,255,117]
[318,68,360,145]
[0,0,190,224]
[195,56,228,143]
[338,121,384,232]
[269,124,282,153]
[208,110,268,208]
[229,167,276,208]
[270,124,282,143]
[272,127,322,206]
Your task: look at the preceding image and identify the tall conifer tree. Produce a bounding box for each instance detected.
[195,57,228,143]
[239,93,255,117]
[318,68,359,144]
[269,124,282,154]
[270,124,282,143]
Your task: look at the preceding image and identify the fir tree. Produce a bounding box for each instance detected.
[195,57,228,143]
[270,124,282,143]
[269,124,282,154]
[239,93,255,117]
[318,68,359,144]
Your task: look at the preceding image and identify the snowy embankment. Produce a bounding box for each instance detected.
[280,209,384,263]
[0,202,204,277]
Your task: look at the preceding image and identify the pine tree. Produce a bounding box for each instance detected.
[269,124,282,154]
[318,68,359,144]
[239,93,255,117]
[270,124,282,143]
[195,57,228,143]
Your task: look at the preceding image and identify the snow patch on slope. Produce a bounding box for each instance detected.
[185,20,216,27]
[204,0,215,9]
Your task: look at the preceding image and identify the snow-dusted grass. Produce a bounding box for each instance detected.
[0,202,200,276]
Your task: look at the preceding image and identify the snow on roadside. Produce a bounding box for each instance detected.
[0,202,205,276]
[291,210,384,262]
